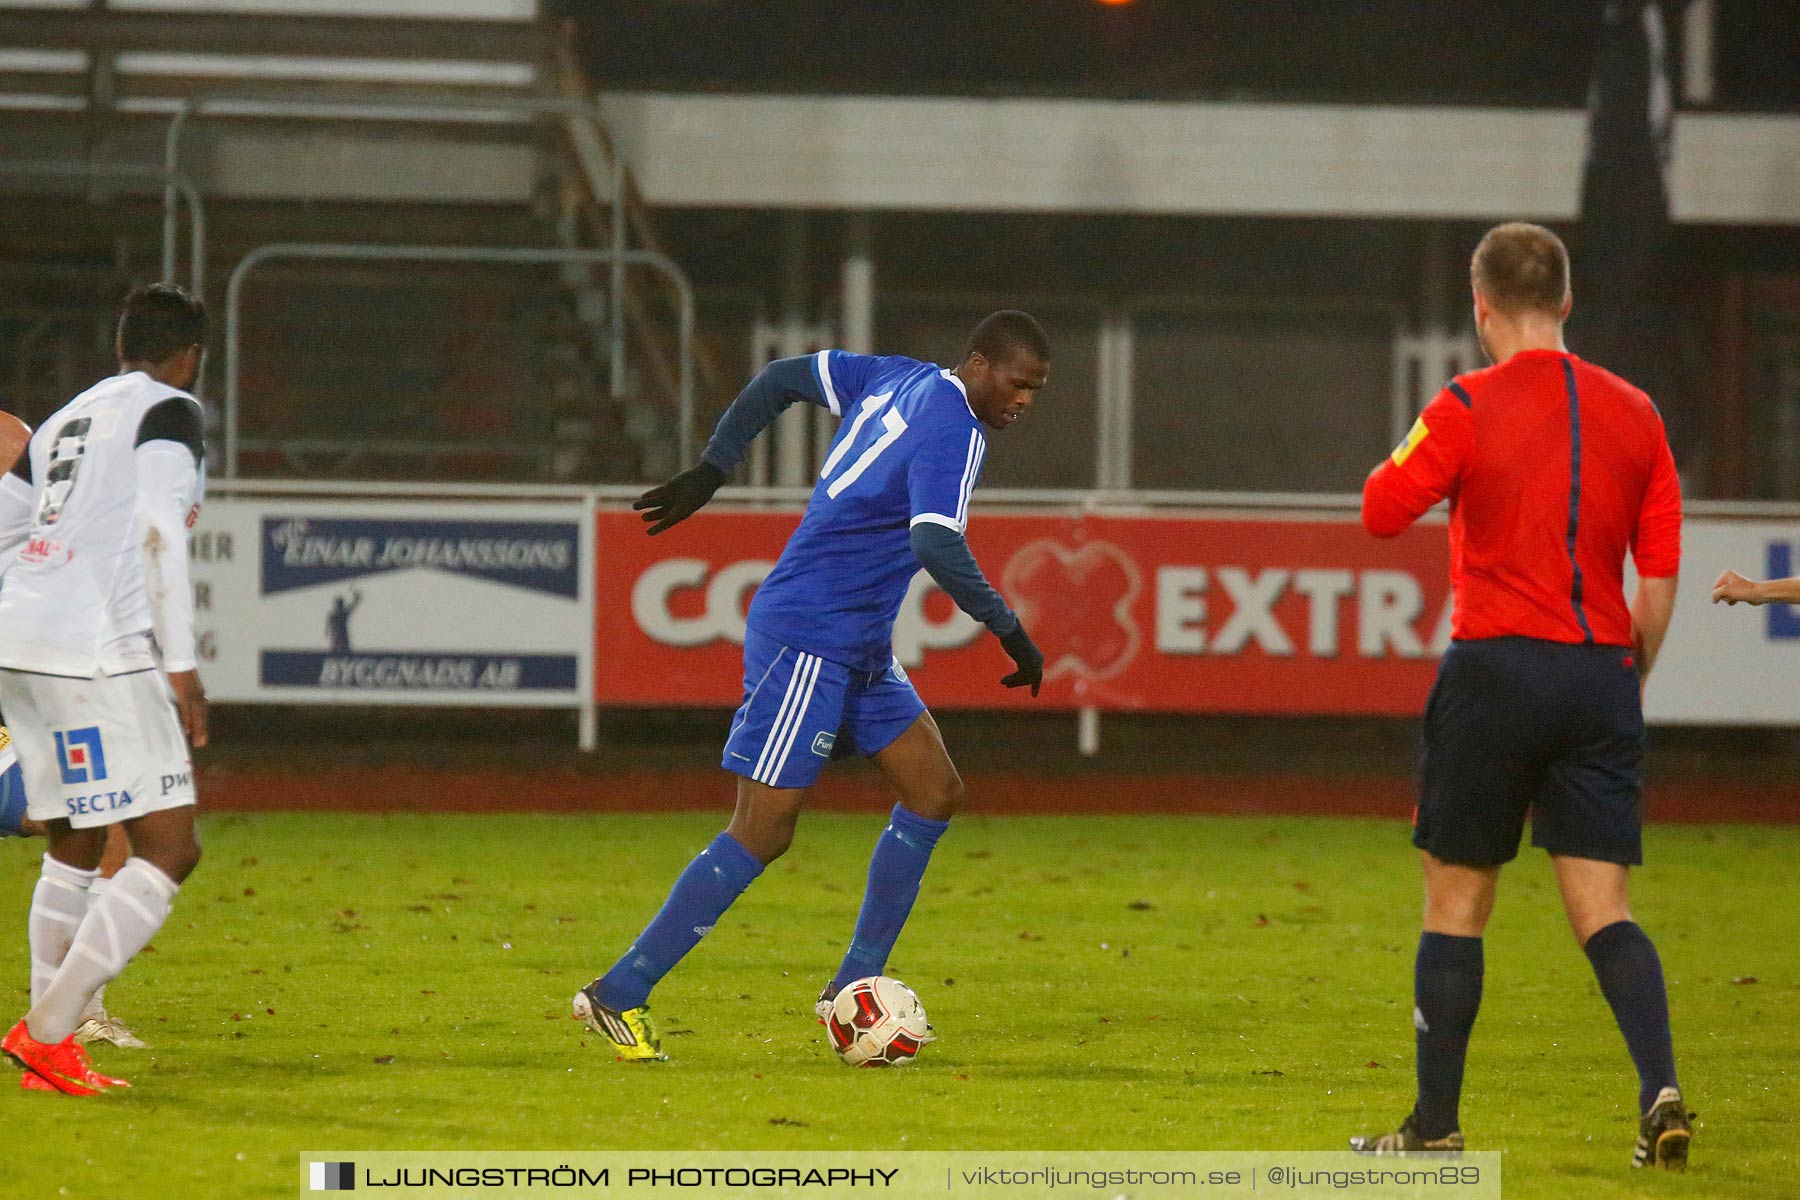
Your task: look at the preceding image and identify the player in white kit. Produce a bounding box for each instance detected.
[1,407,147,1051]
[0,285,210,1095]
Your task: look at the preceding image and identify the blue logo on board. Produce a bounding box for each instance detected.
[54,727,106,785]
[1765,543,1800,640]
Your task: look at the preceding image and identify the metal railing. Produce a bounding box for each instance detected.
[4,160,206,296]
[223,242,696,478]
[161,90,629,383]
[200,475,1800,521]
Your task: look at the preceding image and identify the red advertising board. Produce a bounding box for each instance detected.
[595,509,1452,715]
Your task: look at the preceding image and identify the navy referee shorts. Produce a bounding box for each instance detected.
[1415,636,1645,867]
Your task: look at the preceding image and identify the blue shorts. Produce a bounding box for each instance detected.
[1416,637,1644,867]
[0,747,27,838]
[721,629,927,790]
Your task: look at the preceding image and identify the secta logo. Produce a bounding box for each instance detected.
[55,726,108,785]
[55,726,134,817]
[630,559,980,666]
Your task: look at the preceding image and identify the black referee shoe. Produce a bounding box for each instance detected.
[1633,1087,1692,1171]
[1349,1113,1464,1154]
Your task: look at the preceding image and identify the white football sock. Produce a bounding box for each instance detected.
[77,878,111,1020]
[28,855,98,1006]
[27,858,178,1043]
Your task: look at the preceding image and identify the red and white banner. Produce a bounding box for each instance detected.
[595,509,1452,715]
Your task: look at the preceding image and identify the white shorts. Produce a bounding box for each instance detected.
[0,668,196,829]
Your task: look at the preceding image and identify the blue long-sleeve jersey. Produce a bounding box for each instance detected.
[702,351,1016,672]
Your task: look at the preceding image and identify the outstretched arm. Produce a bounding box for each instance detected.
[699,354,840,474]
[1712,571,1800,607]
[637,353,875,535]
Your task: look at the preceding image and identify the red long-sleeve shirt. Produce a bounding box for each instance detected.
[1363,348,1681,647]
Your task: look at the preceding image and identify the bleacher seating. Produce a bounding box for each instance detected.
[0,1,708,483]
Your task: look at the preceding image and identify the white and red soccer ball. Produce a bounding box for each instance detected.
[824,977,930,1067]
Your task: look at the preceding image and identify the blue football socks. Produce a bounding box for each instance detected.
[596,832,764,1012]
[829,805,950,994]
[1410,932,1484,1139]
[1584,919,1679,1114]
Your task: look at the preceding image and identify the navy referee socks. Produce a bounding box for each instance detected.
[1584,919,1679,1114]
[1411,932,1484,1139]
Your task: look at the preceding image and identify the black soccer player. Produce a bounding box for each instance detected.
[574,312,1048,1061]
[0,285,210,1094]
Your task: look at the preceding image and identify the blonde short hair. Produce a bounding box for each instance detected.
[1471,222,1570,317]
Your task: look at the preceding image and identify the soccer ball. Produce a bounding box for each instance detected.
[824,976,931,1067]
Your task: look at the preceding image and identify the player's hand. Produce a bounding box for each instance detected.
[169,669,209,749]
[998,623,1044,697]
[633,462,727,535]
[1712,569,1762,606]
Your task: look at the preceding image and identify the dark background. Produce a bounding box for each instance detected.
[560,0,1796,110]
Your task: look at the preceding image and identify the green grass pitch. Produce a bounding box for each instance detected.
[1,810,1795,1198]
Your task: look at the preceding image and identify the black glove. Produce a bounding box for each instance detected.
[634,461,727,535]
[998,623,1044,697]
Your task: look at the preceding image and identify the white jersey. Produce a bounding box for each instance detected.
[0,371,204,678]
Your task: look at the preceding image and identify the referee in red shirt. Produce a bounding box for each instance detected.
[1350,223,1690,1169]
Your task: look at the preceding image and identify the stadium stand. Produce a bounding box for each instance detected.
[0,0,724,482]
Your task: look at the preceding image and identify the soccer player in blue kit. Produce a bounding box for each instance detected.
[575,311,1050,1060]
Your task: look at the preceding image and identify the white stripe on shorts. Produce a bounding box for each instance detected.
[753,652,815,784]
[760,654,822,786]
